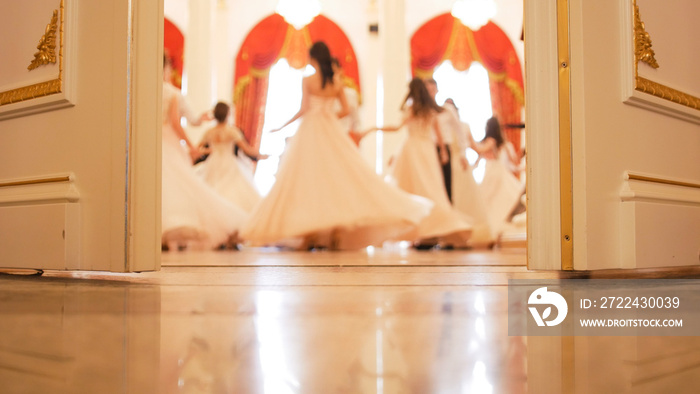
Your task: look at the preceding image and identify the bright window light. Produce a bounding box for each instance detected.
[468,360,494,394]
[432,60,492,183]
[255,291,299,394]
[451,0,497,31]
[276,0,321,30]
[254,59,314,195]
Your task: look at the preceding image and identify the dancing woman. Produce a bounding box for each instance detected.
[241,42,432,250]
[471,117,524,236]
[161,56,248,250]
[195,102,267,213]
[364,78,472,248]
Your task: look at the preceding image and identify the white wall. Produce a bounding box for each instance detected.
[164,0,188,31]
[0,1,162,271]
[569,0,700,269]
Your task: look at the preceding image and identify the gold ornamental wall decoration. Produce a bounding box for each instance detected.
[633,2,659,69]
[631,0,699,111]
[0,0,68,112]
[28,9,59,71]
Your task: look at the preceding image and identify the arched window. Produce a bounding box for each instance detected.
[411,14,524,153]
[234,14,360,194]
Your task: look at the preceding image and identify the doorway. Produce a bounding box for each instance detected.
[160,1,529,263]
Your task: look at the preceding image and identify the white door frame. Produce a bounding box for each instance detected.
[525,0,700,271]
[133,1,584,272]
[146,1,567,271]
[126,0,164,272]
[0,0,162,272]
[525,0,568,270]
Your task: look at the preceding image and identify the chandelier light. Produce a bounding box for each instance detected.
[276,0,321,30]
[451,0,497,31]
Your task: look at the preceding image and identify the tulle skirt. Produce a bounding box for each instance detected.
[392,137,472,245]
[479,158,524,236]
[241,111,432,250]
[161,125,249,248]
[195,147,262,213]
[450,146,495,245]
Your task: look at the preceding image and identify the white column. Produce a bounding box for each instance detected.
[358,0,380,170]
[213,0,234,104]
[183,0,215,142]
[377,0,409,174]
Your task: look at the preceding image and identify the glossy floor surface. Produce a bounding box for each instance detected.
[2,247,700,393]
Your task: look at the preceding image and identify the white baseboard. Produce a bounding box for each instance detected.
[0,174,80,269]
[0,203,80,269]
[620,172,700,269]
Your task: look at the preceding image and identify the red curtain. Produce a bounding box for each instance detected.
[164,18,185,89]
[234,14,360,150]
[473,22,524,150]
[410,14,455,77]
[234,14,289,148]
[411,14,524,151]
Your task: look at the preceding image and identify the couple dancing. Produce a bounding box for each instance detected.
[242,41,472,250]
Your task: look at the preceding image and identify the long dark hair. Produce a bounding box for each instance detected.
[163,53,173,69]
[401,78,443,118]
[309,41,334,88]
[484,116,504,148]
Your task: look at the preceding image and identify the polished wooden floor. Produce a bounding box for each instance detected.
[1,246,700,393]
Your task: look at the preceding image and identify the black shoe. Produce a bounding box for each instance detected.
[413,242,436,250]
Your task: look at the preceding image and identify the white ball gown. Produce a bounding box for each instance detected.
[450,124,495,245]
[240,95,432,250]
[479,145,525,236]
[391,114,473,245]
[195,126,262,213]
[161,83,249,248]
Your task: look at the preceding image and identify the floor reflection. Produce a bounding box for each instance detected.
[2,250,700,393]
[255,290,299,394]
[159,284,525,393]
[0,275,160,393]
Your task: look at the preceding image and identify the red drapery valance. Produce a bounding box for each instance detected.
[411,14,524,151]
[234,14,360,149]
[164,18,185,89]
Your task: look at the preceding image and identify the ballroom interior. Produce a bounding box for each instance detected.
[1,0,699,393]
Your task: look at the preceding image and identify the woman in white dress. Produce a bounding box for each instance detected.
[471,116,525,237]
[161,56,249,250]
[365,78,472,248]
[443,99,495,247]
[195,102,267,213]
[240,42,432,250]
